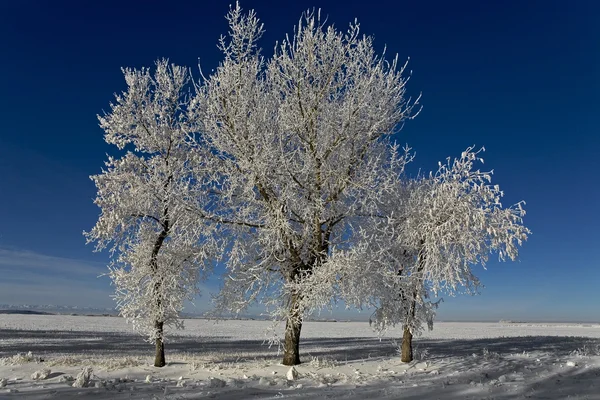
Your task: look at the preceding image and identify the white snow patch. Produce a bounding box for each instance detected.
[30,368,50,380]
[72,366,93,388]
[286,366,299,380]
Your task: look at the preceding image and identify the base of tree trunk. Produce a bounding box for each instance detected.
[154,321,166,367]
[282,318,302,366]
[401,326,413,363]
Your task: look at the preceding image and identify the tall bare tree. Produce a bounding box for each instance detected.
[196,4,419,365]
[86,60,218,367]
[336,147,530,362]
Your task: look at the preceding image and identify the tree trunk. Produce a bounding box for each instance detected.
[401,325,413,362]
[282,292,303,366]
[154,321,166,367]
[150,210,169,368]
[400,243,425,363]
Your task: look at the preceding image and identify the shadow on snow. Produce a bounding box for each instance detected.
[2,329,600,399]
[2,328,599,363]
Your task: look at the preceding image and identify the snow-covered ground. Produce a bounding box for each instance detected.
[2,315,600,399]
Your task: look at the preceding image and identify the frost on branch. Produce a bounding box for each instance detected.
[399,147,530,296]
[85,59,219,366]
[342,147,530,361]
[196,3,418,365]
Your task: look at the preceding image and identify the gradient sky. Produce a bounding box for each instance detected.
[0,0,598,322]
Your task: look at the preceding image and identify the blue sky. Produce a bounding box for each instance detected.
[0,0,598,322]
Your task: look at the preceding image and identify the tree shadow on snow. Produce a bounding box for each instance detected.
[2,328,599,364]
[418,335,600,359]
[0,328,394,362]
[2,329,600,399]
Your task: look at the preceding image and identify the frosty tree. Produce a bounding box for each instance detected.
[85,60,218,367]
[195,4,419,365]
[366,147,530,362]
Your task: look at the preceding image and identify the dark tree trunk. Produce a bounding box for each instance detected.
[401,296,418,363]
[401,325,413,362]
[282,292,303,366]
[154,321,166,367]
[400,242,425,363]
[150,207,169,368]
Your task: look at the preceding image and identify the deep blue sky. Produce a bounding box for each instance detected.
[0,0,598,322]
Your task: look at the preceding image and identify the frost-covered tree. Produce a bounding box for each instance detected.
[85,60,217,367]
[368,147,530,362]
[195,4,419,365]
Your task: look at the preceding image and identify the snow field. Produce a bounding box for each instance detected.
[1,316,600,399]
[4,315,600,339]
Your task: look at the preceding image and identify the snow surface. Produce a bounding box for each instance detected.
[2,315,600,399]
